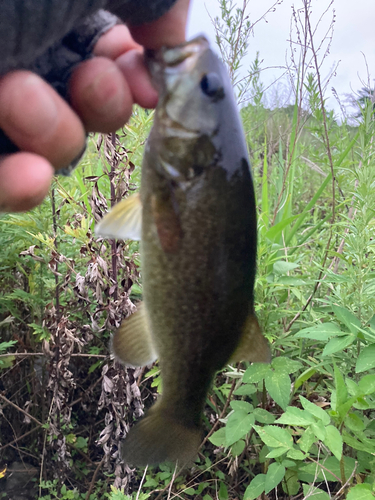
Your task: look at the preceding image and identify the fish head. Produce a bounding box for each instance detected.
[146,36,246,184]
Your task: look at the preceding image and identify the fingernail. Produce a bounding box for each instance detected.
[85,66,123,115]
[2,74,58,138]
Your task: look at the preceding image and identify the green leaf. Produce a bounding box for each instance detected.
[266,447,290,458]
[294,322,343,341]
[230,439,245,457]
[208,428,226,447]
[356,345,375,373]
[275,406,315,426]
[282,469,300,496]
[298,426,316,453]
[298,456,356,483]
[334,363,348,409]
[287,448,306,460]
[322,335,355,356]
[233,383,257,396]
[265,463,285,494]
[0,340,17,352]
[225,410,254,447]
[253,425,293,449]
[346,484,374,500]
[302,484,330,499]
[273,261,299,274]
[265,215,298,241]
[253,408,276,424]
[230,400,253,413]
[243,363,270,383]
[332,305,361,335]
[294,367,317,391]
[265,369,291,410]
[323,426,342,460]
[345,413,365,433]
[244,474,266,500]
[271,357,302,374]
[184,488,196,496]
[300,396,330,425]
[358,374,375,395]
[218,482,228,500]
[342,431,375,453]
[311,421,327,441]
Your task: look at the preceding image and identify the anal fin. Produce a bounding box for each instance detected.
[230,313,271,364]
[111,303,157,367]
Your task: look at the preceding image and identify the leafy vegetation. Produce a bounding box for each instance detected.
[1,0,375,498]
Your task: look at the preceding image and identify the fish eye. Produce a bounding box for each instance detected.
[200,73,224,100]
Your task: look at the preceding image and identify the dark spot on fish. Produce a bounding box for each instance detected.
[200,73,225,101]
[193,165,204,176]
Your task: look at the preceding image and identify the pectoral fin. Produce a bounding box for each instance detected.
[95,193,142,241]
[230,313,271,363]
[111,304,157,367]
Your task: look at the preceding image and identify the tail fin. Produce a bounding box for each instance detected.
[122,403,201,467]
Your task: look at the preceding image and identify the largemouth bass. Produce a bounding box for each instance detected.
[96,36,271,466]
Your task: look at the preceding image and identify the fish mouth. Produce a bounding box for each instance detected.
[145,36,209,88]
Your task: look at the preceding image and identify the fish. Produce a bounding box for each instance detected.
[96,35,271,467]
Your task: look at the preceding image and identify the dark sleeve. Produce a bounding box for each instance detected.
[0,0,178,169]
[106,0,178,25]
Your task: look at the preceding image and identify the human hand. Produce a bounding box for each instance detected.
[0,0,189,212]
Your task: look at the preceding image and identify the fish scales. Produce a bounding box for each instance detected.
[96,36,270,466]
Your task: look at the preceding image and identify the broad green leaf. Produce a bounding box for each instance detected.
[184,488,196,496]
[266,447,290,458]
[346,484,374,500]
[265,370,291,410]
[275,406,315,426]
[311,421,326,441]
[294,322,343,341]
[271,357,302,374]
[277,276,306,286]
[230,440,245,457]
[282,469,300,496]
[332,305,361,335]
[253,408,276,424]
[322,334,355,356]
[298,456,356,483]
[230,400,253,413]
[298,426,315,453]
[345,413,365,433]
[342,430,375,453]
[358,374,375,395]
[243,363,270,383]
[265,463,285,494]
[346,378,361,397]
[208,428,226,447]
[225,410,254,447]
[218,482,228,500]
[244,474,266,500]
[273,261,299,274]
[323,426,343,460]
[300,396,330,425]
[356,344,375,373]
[233,383,257,396]
[253,425,293,449]
[302,485,330,499]
[287,448,306,460]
